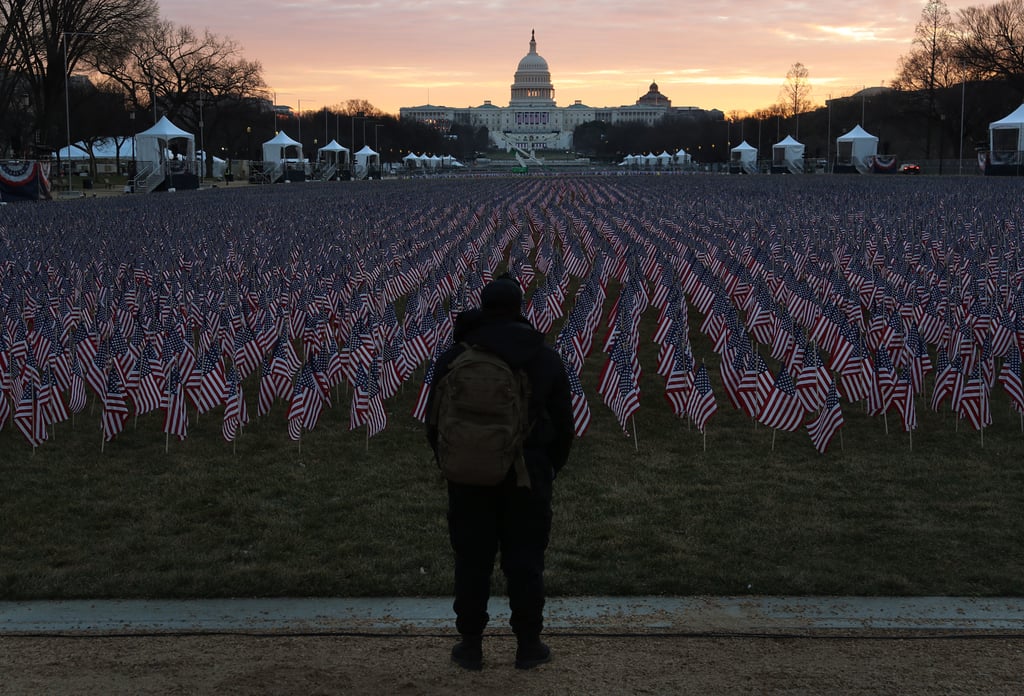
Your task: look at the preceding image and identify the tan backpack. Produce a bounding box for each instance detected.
[431,343,532,487]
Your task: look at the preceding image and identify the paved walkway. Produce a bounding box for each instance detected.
[3,596,1024,635]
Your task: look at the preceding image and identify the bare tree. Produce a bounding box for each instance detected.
[780,63,813,137]
[92,20,265,127]
[337,99,385,118]
[0,0,157,150]
[91,19,266,175]
[952,0,1024,95]
[894,0,958,158]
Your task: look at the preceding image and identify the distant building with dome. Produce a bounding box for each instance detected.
[399,30,719,152]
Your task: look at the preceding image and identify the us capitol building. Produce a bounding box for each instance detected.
[399,31,719,152]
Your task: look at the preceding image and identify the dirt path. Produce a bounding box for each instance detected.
[3,632,1023,694]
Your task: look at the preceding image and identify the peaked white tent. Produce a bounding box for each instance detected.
[317,140,350,167]
[656,150,673,167]
[354,145,380,179]
[403,152,421,168]
[836,125,878,173]
[772,135,805,174]
[730,140,758,174]
[989,103,1024,153]
[674,149,692,166]
[262,131,303,164]
[136,116,195,165]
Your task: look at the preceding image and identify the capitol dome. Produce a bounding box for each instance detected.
[510,30,555,106]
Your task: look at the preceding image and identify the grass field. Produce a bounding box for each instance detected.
[3,304,1023,601]
[2,175,1024,601]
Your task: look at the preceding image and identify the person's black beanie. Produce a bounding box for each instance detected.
[481,276,522,314]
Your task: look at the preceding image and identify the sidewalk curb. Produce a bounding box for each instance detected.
[3,597,1024,636]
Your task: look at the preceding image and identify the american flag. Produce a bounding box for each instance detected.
[757,366,805,432]
[412,325,454,423]
[101,369,130,442]
[954,364,991,431]
[930,350,959,412]
[163,364,188,441]
[13,380,47,447]
[222,365,248,443]
[557,343,591,438]
[289,361,324,438]
[232,324,263,380]
[67,353,87,414]
[687,362,717,433]
[663,346,694,418]
[998,346,1024,415]
[890,368,917,432]
[867,347,897,417]
[188,345,227,415]
[41,366,69,427]
[806,380,843,454]
[599,336,640,434]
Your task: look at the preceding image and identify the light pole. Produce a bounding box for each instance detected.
[959,77,966,175]
[297,98,315,148]
[374,124,384,177]
[198,85,205,181]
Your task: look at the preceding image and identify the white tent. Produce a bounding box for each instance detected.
[836,125,878,171]
[136,116,194,165]
[674,149,692,165]
[354,145,380,178]
[656,151,673,167]
[262,131,303,163]
[317,140,350,167]
[643,153,657,168]
[403,152,420,168]
[429,154,443,169]
[196,150,228,179]
[772,135,805,173]
[56,143,90,160]
[730,140,758,173]
[989,103,1024,152]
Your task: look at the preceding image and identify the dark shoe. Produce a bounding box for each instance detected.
[451,636,483,670]
[515,639,551,669]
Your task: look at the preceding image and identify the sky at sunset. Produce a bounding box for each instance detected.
[161,0,978,117]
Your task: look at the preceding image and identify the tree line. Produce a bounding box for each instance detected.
[3,0,1024,170]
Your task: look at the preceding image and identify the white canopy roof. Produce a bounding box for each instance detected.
[773,135,803,147]
[138,116,192,140]
[263,131,302,163]
[318,139,349,153]
[989,103,1024,151]
[731,140,757,152]
[135,116,194,164]
[836,125,878,142]
[836,124,878,163]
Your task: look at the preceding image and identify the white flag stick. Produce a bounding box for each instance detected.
[631,415,639,452]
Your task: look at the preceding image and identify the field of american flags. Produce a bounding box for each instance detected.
[2,175,1024,600]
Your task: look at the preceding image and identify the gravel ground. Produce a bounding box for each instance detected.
[3,631,1024,694]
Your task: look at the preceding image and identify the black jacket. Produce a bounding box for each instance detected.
[426,310,574,482]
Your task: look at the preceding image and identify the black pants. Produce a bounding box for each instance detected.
[447,473,552,639]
